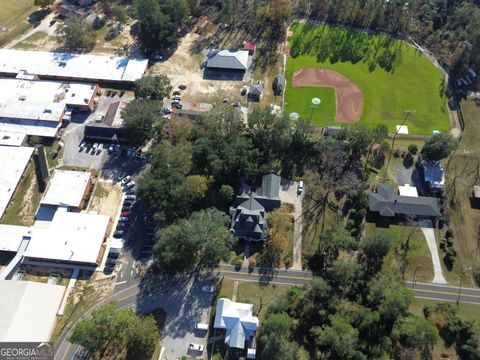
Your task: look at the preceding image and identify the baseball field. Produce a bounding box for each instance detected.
[284,23,451,134]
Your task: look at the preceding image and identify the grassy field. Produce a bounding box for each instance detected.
[366,222,434,283]
[459,98,480,151]
[0,0,37,46]
[285,23,450,134]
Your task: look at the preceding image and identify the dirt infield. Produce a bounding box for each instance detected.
[293,68,364,122]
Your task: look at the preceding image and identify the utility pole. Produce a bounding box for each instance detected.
[412,264,423,289]
[383,109,415,178]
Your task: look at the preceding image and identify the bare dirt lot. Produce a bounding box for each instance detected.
[87,181,122,219]
[149,32,246,105]
[293,68,364,122]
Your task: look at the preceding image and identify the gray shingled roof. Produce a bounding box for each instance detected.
[206,51,247,70]
[368,184,441,217]
[259,173,280,199]
[249,84,263,96]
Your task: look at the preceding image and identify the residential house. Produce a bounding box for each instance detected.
[214,298,259,350]
[368,184,441,218]
[229,174,281,241]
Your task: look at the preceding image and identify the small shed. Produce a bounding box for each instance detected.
[249,83,263,101]
[473,185,480,199]
[273,75,285,96]
[244,42,256,55]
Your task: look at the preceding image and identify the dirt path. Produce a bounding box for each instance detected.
[293,67,364,122]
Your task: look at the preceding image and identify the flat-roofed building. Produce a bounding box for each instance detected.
[0,145,34,220]
[0,224,31,253]
[0,78,98,137]
[84,101,128,142]
[40,170,91,210]
[0,280,65,342]
[0,49,148,85]
[24,211,111,266]
[0,130,27,147]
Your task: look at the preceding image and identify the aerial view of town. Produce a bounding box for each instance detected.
[0,0,480,359]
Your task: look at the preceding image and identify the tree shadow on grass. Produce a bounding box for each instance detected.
[291,22,403,73]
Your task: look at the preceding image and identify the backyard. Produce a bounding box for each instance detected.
[285,23,450,134]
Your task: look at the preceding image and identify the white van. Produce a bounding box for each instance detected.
[297,181,304,195]
[195,323,208,331]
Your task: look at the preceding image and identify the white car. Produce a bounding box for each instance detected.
[121,175,132,185]
[189,343,204,352]
[201,285,215,293]
[179,82,187,90]
[172,95,181,101]
[91,143,98,153]
[79,141,87,151]
[125,194,136,201]
[297,181,304,195]
[97,143,103,154]
[125,181,135,189]
[108,144,115,153]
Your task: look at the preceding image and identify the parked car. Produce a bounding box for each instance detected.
[106,258,117,266]
[172,95,181,101]
[117,172,127,181]
[195,323,209,331]
[49,19,56,27]
[153,54,163,61]
[179,82,187,90]
[108,144,115,153]
[127,148,136,157]
[121,175,132,185]
[113,230,124,238]
[116,223,127,229]
[79,141,87,151]
[125,194,136,201]
[118,216,130,222]
[97,143,103,154]
[171,99,180,105]
[125,181,135,189]
[201,285,215,293]
[172,90,181,96]
[173,103,183,109]
[121,210,130,216]
[107,251,119,259]
[114,144,121,154]
[122,205,132,212]
[297,181,304,195]
[91,143,99,153]
[125,188,136,195]
[189,343,204,352]
[164,107,172,114]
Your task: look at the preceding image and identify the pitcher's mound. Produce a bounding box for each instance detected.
[293,68,364,122]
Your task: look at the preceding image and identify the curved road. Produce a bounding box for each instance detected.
[55,265,480,360]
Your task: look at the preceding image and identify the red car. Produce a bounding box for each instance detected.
[121,210,130,216]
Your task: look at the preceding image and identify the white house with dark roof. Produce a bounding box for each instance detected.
[214,298,259,349]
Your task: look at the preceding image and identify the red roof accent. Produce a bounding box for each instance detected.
[244,42,256,51]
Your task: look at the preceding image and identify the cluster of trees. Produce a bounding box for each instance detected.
[134,0,189,53]
[257,227,468,359]
[56,17,96,53]
[136,106,317,225]
[290,0,480,74]
[122,74,172,147]
[153,208,233,272]
[69,301,160,359]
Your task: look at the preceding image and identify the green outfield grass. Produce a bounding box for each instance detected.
[285,23,450,134]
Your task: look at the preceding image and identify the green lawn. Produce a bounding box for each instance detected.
[285,23,450,134]
[366,222,434,283]
[0,0,37,46]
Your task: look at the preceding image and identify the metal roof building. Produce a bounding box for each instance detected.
[206,50,249,71]
[214,298,259,349]
[368,184,441,217]
[0,49,148,84]
[0,280,65,342]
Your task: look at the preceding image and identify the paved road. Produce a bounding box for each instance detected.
[407,281,480,305]
[55,266,480,360]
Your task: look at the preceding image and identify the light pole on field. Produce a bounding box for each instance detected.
[309,97,321,122]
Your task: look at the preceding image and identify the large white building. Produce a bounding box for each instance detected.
[214,298,259,350]
[0,49,149,84]
[40,170,91,209]
[0,78,98,137]
[0,280,65,342]
[0,145,34,220]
